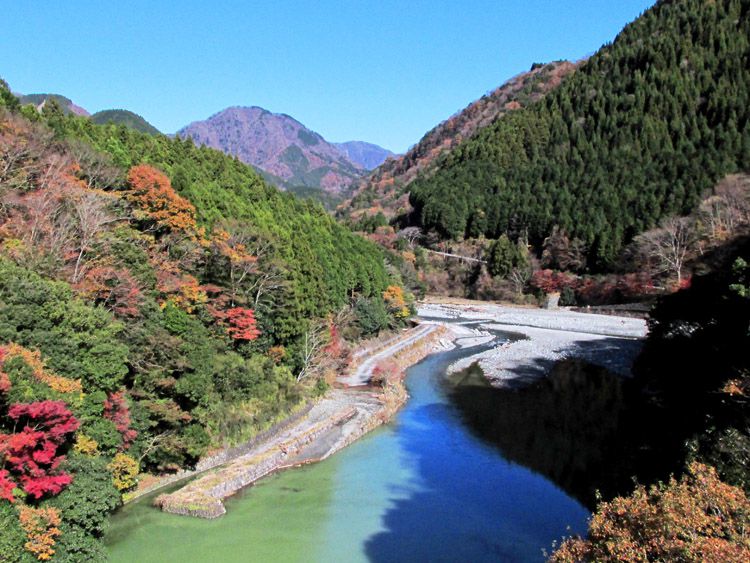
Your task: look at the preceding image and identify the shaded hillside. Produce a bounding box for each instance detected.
[91,109,161,135]
[341,61,577,222]
[408,0,750,267]
[18,92,90,116]
[177,106,365,194]
[334,141,394,170]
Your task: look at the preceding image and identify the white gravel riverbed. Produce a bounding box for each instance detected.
[418,302,648,386]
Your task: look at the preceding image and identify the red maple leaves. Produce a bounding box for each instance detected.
[103,390,137,449]
[225,308,260,341]
[0,401,79,500]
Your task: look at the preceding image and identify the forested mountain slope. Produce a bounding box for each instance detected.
[408,0,750,267]
[17,93,90,116]
[341,61,577,225]
[40,103,392,338]
[0,80,406,559]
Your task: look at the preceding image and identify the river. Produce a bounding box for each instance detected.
[105,330,592,562]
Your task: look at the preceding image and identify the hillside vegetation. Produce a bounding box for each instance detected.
[17,94,89,117]
[0,80,408,560]
[342,61,577,225]
[408,0,750,267]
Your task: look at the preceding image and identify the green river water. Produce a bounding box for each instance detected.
[106,333,591,562]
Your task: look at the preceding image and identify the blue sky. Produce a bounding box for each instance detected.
[1,1,655,153]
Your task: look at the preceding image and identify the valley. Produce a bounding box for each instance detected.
[1,0,749,561]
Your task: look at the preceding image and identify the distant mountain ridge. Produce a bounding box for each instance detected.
[16,93,161,136]
[334,141,394,170]
[17,93,90,116]
[91,109,161,135]
[178,106,383,194]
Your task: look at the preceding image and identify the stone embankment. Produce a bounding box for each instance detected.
[155,323,453,518]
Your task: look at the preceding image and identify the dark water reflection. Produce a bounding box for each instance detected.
[364,342,590,563]
[446,360,626,510]
[444,356,691,512]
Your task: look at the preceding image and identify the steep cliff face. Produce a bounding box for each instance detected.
[178,106,366,194]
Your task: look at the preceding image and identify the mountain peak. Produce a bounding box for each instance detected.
[177,106,374,194]
[334,141,395,170]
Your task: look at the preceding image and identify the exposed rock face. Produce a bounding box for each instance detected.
[177,106,366,194]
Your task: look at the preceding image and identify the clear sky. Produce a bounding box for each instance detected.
[1,0,655,153]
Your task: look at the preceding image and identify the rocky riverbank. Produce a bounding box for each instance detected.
[419,301,647,386]
[155,323,454,518]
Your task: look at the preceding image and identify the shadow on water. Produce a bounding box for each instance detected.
[363,340,591,563]
[442,336,696,511]
[363,328,696,562]
[446,358,627,510]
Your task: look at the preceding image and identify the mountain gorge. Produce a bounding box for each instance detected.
[177,106,389,194]
[2,0,750,559]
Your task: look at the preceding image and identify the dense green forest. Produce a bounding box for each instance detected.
[409,0,750,267]
[342,60,577,226]
[0,81,406,560]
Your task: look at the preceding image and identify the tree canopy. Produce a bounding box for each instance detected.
[409,0,750,267]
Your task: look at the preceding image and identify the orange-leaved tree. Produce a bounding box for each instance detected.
[18,506,62,561]
[225,308,261,342]
[550,462,750,562]
[383,285,410,319]
[125,164,197,234]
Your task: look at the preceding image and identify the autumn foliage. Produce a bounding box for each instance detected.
[383,285,410,319]
[108,452,139,492]
[0,401,79,500]
[551,463,750,562]
[0,348,10,395]
[1,343,82,395]
[125,164,197,233]
[74,265,144,317]
[18,505,62,561]
[225,307,261,341]
[155,266,207,312]
[103,390,137,449]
